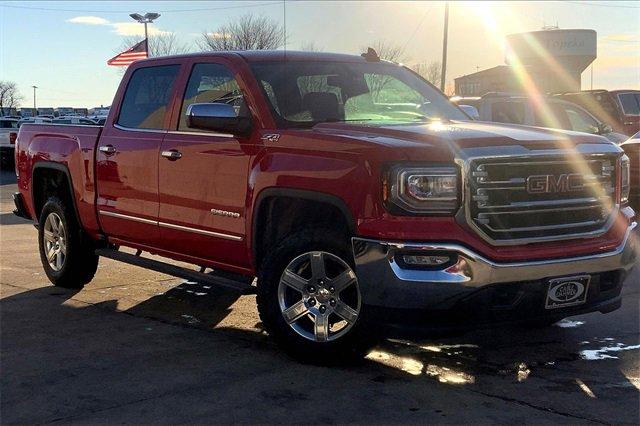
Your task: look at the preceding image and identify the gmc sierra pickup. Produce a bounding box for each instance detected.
[13,51,637,362]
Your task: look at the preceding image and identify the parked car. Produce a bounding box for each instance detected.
[552,90,640,136]
[620,132,639,213]
[53,116,97,125]
[0,117,19,166]
[453,93,628,144]
[17,117,52,127]
[13,51,636,363]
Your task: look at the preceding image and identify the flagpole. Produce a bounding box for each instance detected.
[144,22,149,56]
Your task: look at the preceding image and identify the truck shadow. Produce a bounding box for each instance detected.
[0,212,30,225]
[1,282,638,424]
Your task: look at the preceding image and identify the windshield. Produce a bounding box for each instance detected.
[250,61,467,128]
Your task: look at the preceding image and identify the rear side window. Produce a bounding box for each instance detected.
[118,65,180,130]
[618,93,640,116]
[491,101,525,124]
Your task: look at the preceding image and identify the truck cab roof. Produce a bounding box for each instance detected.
[139,50,384,65]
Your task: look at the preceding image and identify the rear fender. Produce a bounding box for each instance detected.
[21,130,101,236]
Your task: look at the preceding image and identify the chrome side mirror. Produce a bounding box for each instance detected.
[186,103,252,137]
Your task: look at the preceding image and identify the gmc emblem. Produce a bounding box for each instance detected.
[526,173,584,194]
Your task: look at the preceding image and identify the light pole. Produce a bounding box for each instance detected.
[129,12,161,56]
[32,85,38,116]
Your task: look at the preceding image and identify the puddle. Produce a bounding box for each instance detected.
[555,319,585,328]
[580,343,640,360]
[180,314,200,324]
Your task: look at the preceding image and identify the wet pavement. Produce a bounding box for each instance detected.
[1,168,639,424]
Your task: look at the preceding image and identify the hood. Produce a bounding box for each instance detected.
[312,120,614,161]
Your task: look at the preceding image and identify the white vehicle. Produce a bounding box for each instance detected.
[54,107,75,117]
[52,116,97,125]
[17,117,52,127]
[453,93,629,144]
[0,118,19,165]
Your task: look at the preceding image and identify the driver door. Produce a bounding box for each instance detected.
[156,60,256,270]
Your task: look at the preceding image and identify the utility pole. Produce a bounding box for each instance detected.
[440,2,449,92]
[32,85,37,116]
[590,64,593,90]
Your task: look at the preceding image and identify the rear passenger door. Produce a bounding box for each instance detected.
[156,60,256,270]
[96,64,180,247]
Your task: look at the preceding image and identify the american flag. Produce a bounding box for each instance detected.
[107,40,148,66]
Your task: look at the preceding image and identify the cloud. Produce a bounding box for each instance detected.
[67,16,172,37]
[67,16,110,25]
[110,22,171,36]
[602,33,639,43]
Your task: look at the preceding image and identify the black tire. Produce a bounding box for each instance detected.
[257,228,377,364]
[38,197,98,288]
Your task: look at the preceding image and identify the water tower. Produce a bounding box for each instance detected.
[505,29,597,93]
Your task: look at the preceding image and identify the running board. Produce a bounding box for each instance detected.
[95,248,256,294]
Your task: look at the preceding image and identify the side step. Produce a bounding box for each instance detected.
[95,248,256,294]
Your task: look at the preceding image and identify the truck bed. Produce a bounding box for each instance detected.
[16,123,104,235]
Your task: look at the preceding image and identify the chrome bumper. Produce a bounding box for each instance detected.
[351,222,637,310]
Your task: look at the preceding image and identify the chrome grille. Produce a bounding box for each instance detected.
[468,156,617,243]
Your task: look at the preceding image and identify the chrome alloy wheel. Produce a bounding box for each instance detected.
[277,251,361,342]
[43,212,67,271]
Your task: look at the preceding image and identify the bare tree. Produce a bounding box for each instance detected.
[0,81,23,116]
[121,33,189,57]
[199,14,284,51]
[410,61,441,86]
[361,40,406,63]
[299,42,321,52]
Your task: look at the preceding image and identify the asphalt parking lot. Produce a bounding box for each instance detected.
[1,168,638,425]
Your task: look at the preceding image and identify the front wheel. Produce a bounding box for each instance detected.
[38,197,98,288]
[257,229,377,364]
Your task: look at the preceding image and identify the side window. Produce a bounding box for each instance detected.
[535,104,570,130]
[563,105,598,133]
[117,65,180,130]
[619,93,640,116]
[179,63,246,131]
[491,101,525,124]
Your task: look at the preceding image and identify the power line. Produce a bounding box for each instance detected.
[0,1,282,14]
[401,6,434,53]
[563,1,640,9]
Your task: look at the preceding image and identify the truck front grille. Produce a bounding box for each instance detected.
[468,156,617,243]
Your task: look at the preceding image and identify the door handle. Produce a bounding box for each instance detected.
[99,145,117,155]
[161,149,182,161]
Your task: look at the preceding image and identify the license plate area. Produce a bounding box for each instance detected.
[545,275,590,309]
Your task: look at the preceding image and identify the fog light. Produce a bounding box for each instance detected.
[402,254,451,267]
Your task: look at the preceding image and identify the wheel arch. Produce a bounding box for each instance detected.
[251,188,357,268]
[31,161,81,225]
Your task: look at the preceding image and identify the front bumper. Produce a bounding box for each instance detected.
[352,222,637,313]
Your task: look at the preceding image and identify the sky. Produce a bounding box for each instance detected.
[0,0,638,108]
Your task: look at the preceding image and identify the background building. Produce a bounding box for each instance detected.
[455,28,597,96]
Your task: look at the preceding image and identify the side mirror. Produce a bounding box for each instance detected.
[186,103,252,137]
[459,104,480,120]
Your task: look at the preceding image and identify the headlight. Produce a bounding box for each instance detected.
[386,165,459,214]
[621,155,630,204]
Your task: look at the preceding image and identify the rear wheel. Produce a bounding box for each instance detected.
[257,229,377,364]
[38,197,98,288]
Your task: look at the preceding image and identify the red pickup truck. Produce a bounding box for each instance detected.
[13,51,637,362]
